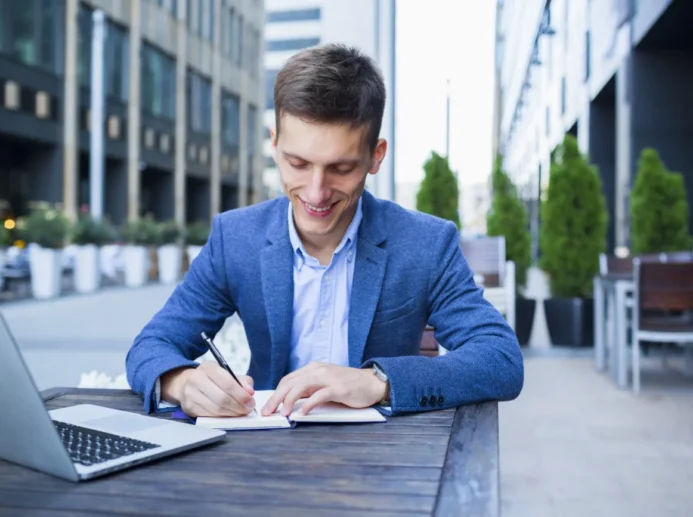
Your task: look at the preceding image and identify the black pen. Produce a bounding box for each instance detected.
[201,331,257,416]
[200,331,243,385]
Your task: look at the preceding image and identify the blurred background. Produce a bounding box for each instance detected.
[2,1,693,515]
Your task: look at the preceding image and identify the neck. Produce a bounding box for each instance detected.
[297,203,358,264]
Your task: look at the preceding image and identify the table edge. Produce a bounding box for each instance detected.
[433,400,500,517]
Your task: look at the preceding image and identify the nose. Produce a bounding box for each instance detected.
[304,169,332,205]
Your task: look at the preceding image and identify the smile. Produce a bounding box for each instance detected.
[301,200,337,217]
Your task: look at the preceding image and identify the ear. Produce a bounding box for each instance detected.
[368,139,388,175]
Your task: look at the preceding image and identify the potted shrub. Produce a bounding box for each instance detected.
[539,135,608,346]
[416,151,461,228]
[120,215,159,287]
[16,204,70,300]
[71,212,115,293]
[157,219,183,284]
[486,155,533,345]
[630,148,692,253]
[186,220,210,265]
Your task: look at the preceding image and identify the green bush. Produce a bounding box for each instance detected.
[72,214,116,246]
[158,219,182,245]
[629,148,692,254]
[539,135,608,298]
[120,215,160,246]
[16,204,70,249]
[416,151,461,229]
[486,155,532,291]
[186,221,210,246]
[0,225,11,247]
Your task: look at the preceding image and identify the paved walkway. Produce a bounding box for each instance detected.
[4,285,693,515]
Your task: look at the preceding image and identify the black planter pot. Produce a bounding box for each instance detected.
[543,297,594,347]
[514,297,536,346]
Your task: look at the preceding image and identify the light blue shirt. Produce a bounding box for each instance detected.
[287,197,363,372]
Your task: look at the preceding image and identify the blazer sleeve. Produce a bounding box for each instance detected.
[125,214,237,413]
[362,221,524,416]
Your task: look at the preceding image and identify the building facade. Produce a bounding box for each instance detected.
[262,0,396,201]
[0,0,265,227]
[495,0,693,257]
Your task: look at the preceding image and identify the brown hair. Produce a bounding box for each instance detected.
[273,43,386,150]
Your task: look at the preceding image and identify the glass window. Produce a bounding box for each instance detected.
[141,43,175,119]
[265,69,277,110]
[39,0,57,71]
[187,70,212,133]
[236,15,243,65]
[0,1,59,72]
[221,91,240,147]
[247,104,257,156]
[266,9,321,23]
[106,22,129,102]
[222,7,235,57]
[78,4,94,86]
[12,3,37,66]
[266,38,319,52]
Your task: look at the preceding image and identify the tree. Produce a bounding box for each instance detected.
[629,148,692,254]
[416,151,461,229]
[539,135,608,298]
[486,155,532,290]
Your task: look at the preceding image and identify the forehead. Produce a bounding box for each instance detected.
[277,114,368,161]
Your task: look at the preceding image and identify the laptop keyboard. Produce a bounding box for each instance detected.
[53,420,161,467]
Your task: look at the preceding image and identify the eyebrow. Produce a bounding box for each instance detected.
[282,152,360,167]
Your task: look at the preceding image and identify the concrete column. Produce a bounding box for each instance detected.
[127,0,142,220]
[238,100,249,207]
[174,0,188,226]
[62,0,79,220]
[210,0,222,219]
[615,55,633,250]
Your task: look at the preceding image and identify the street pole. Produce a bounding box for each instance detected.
[90,9,106,220]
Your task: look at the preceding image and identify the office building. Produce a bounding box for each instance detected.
[0,0,265,226]
[263,0,396,201]
[495,0,693,256]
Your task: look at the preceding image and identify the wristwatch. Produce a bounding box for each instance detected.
[372,363,390,405]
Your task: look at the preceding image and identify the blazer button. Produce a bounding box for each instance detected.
[420,396,428,406]
[437,395,444,405]
[428,395,437,406]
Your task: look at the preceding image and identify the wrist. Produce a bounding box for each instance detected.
[161,367,194,405]
[364,367,389,405]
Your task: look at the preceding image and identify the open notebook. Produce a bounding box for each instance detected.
[195,390,386,431]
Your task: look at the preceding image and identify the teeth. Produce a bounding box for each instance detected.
[305,203,330,212]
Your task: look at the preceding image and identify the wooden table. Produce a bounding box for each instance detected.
[0,388,500,516]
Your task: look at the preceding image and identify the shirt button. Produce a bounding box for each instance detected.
[319,319,325,327]
[420,396,428,407]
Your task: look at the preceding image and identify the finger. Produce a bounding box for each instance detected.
[193,370,253,415]
[261,381,294,416]
[281,384,317,416]
[297,388,333,416]
[205,364,255,409]
[239,375,255,392]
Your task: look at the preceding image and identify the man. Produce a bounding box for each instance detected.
[126,43,523,419]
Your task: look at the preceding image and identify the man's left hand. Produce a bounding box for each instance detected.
[260,362,388,417]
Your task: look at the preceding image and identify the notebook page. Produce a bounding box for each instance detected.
[195,390,291,430]
[290,401,386,423]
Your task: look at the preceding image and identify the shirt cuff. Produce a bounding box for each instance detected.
[154,377,177,411]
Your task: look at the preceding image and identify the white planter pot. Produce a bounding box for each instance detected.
[187,245,203,266]
[158,244,182,284]
[74,244,101,293]
[123,245,148,287]
[29,247,62,300]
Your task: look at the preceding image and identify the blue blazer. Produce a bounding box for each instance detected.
[126,190,524,414]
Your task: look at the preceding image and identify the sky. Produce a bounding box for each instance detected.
[395,0,497,188]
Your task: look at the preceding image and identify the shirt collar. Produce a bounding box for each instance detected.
[287,196,363,270]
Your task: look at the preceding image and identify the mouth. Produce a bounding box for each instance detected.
[300,199,338,218]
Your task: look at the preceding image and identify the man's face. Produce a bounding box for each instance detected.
[271,113,387,245]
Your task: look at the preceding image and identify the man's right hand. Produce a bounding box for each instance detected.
[161,361,256,417]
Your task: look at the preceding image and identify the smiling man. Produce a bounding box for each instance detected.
[125,43,524,419]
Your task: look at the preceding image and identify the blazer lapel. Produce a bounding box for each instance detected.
[348,191,388,367]
[260,198,294,387]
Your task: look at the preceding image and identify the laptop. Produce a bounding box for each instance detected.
[0,313,226,482]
